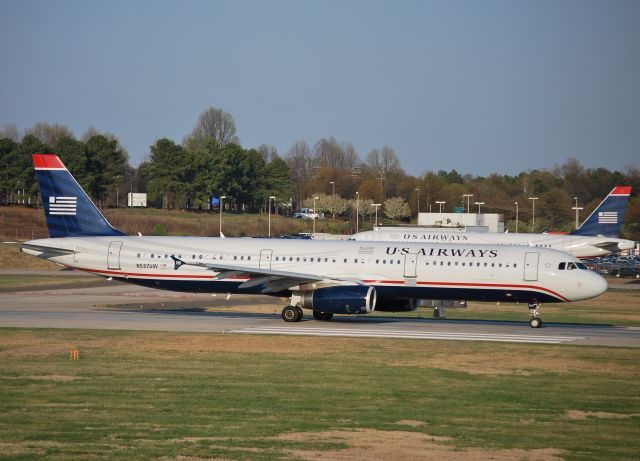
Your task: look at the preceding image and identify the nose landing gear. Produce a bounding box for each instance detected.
[528,303,543,328]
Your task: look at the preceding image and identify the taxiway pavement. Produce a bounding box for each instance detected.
[0,278,638,347]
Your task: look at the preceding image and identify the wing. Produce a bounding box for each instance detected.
[170,256,365,293]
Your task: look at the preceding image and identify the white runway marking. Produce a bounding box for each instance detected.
[230,326,585,344]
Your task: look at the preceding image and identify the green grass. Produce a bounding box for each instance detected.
[0,329,639,460]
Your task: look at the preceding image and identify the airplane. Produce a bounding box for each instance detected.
[10,153,608,328]
[350,187,635,258]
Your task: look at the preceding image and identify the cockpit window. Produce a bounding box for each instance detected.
[558,262,566,270]
[576,262,587,270]
[567,262,576,270]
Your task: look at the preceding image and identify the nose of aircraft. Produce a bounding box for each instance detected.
[582,271,608,300]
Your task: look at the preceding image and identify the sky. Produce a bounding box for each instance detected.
[1,0,639,176]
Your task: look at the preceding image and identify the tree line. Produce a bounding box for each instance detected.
[1,107,638,239]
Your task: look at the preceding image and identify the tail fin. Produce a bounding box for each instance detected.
[571,186,631,237]
[33,153,125,238]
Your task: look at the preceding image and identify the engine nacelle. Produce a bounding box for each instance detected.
[300,285,376,314]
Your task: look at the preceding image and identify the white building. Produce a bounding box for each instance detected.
[417,212,504,233]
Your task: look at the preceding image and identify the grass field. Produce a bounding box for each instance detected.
[0,329,639,460]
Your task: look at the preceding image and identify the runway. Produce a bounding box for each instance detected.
[0,281,639,347]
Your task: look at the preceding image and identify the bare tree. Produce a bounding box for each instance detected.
[365,146,402,175]
[313,137,359,170]
[26,122,73,148]
[184,107,239,150]
[258,144,278,163]
[0,124,19,141]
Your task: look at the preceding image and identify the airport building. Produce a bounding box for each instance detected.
[417,212,504,233]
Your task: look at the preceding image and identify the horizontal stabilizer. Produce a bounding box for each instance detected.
[2,241,75,255]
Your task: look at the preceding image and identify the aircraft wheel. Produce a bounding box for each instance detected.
[282,305,301,322]
[529,318,543,328]
[294,305,304,319]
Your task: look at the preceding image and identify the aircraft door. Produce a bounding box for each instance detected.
[259,249,273,269]
[403,253,418,278]
[107,241,123,270]
[524,252,539,281]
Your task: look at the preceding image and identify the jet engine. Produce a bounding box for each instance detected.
[299,285,376,314]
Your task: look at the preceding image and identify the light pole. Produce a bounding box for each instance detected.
[372,203,381,228]
[529,197,539,232]
[355,192,359,233]
[515,201,519,234]
[219,195,226,237]
[474,201,485,214]
[572,197,583,229]
[462,194,473,213]
[436,201,446,213]
[268,196,275,237]
[313,196,319,237]
[415,188,420,216]
[330,181,335,218]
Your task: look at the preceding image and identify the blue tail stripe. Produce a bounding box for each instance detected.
[36,168,125,238]
[571,189,630,237]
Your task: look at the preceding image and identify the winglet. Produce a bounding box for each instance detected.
[170,255,184,270]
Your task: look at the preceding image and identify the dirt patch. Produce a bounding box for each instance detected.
[394,420,427,428]
[386,347,640,377]
[19,374,81,382]
[566,410,640,420]
[277,429,564,461]
[0,440,65,457]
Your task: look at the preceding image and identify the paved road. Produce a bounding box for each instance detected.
[0,281,638,347]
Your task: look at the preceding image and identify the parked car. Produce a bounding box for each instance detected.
[611,267,640,278]
[293,208,319,219]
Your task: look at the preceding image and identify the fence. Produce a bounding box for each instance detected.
[0,228,49,241]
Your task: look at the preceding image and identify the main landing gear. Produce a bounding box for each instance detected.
[280,305,335,322]
[281,305,303,322]
[528,303,543,328]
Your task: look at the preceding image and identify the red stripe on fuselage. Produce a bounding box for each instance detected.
[32,154,65,169]
[81,267,567,301]
[81,267,250,280]
[414,280,569,302]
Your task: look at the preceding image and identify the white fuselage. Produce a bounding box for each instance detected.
[23,236,607,305]
[350,230,635,258]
